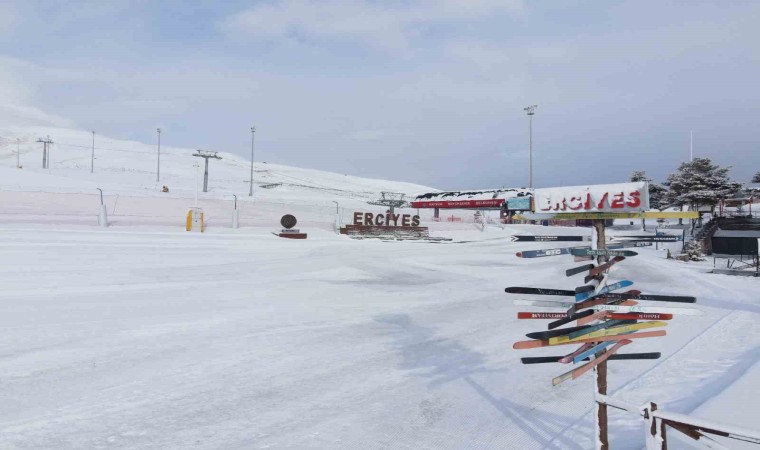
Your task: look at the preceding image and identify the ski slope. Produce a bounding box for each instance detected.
[0,127,758,449]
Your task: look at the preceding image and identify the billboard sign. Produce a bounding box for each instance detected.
[507,196,532,211]
[533,182,649,214]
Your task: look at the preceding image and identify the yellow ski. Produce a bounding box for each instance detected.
[548,321,667,345]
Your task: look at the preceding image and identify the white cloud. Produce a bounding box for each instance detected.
[0,56,76,128]
[220,0,524,54]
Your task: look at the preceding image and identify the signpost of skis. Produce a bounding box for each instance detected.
[506,182,699,449]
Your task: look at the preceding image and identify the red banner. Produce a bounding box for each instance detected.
[410,199,505,209]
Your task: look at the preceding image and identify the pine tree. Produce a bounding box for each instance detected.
[752,171,760,184]
[629,170,666,209]
[664,158,743,212]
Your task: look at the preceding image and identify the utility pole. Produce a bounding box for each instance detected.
[249,126,255,196]
[192,150,222,193]
[91,131,95,173]
[37,136,53,169]
[193,162,199,206]
[156,128,162,182]
[524,105,537,188]
[16,138,20,168]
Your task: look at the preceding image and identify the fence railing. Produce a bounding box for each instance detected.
[596,393,760,449]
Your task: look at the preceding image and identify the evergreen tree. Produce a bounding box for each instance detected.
[664,158,743,212]
[629,170,666,209]
[752,171,760,184]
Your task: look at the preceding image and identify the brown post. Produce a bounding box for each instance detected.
[592,218,609,449]
[596,354,609,449]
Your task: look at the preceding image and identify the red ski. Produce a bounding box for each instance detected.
[584,256,625,283]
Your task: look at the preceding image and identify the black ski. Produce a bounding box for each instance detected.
[505,287,574,296]
[505,286,697,303]
[511,235,588,242]
[566,263,595,277]
[520,352,661,364]
[575,285,595,295]
[547,309,594,329]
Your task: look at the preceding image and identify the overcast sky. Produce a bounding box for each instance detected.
[1,1,758,189]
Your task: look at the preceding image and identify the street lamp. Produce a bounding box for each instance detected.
[156,128,162,182]
[524,105,537,188]
[254,127,256,197]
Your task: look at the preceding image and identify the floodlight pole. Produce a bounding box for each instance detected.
[249,126,255,197]
[524,105,537,189]
[91,131,95,173]
[156,128,162,182]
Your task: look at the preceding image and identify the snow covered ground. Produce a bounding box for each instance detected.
[0,127,758,449]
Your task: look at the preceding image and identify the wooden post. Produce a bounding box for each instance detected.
[592,219,609,449]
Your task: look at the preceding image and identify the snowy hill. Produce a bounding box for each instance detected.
[0,126,436,229]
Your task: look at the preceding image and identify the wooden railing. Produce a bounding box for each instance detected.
[595,393,760,449]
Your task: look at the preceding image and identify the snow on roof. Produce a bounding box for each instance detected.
[414,188,532,201]
[713,229,760,238]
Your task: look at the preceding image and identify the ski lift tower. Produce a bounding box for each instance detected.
[192,150,222,193]
[368,192,408,215]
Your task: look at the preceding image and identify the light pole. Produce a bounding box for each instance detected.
[249,126,255,197]
[332,200,339,214]
[91,131,95,173]
[156,128,162,182]
[16,138,20,168]
[524,105,537,188]
[193,162,199,207]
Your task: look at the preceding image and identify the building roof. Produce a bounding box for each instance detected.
[713,229,760,238]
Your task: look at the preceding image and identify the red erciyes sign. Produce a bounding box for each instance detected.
[533,182,649,213]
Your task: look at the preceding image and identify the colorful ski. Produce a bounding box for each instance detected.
[508,286,676,300]
[506,287,575,296]
[570,248,638,257]
[606,312,673,321]
[512,329,666,350]
[571,341,614,364]
[521,352,661,364]
[552,340,630,385]
[575,285,595,296]
[571,293,641,313]
[513,299,578,308]
[526,325,590,340]
[576,310,611,326]
[566,263,595,277]
[575,280,634,301]
[593,304,703,316]
[558,342,596,363]
[584,256,625,283]
[515,246,586,258]
[511,235,589,242]
[548,320,667,345]
[612,235,682,242]
[547,310,595,329]
[566,319,634,340]
[517,312,576,319]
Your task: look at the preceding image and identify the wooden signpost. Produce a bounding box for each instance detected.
[507,182,698,449]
